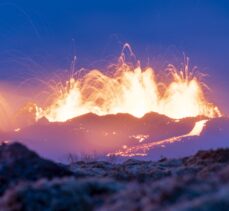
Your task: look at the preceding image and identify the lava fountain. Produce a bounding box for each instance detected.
[0,45,223,161]
[36,45,221,123]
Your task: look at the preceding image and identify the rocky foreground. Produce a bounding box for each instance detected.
[0,143,229,210]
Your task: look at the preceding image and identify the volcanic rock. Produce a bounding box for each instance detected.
[0,178,124,211]
[70,159,173,182]
[1,143,229,210]
[0,142,72,196]
[10,112,199,161]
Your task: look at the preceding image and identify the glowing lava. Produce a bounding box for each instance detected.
[36,47,221,122]
[108,119,209,157]
[187,119,208,136]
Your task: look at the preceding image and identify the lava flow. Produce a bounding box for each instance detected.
[0,45,223,160]
[107,119,208,157]
[36,45,221,123]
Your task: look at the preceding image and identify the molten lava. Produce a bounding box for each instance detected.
[107,119,209,157]
[36,48,221,122]
[187,119,208,136]
[0,46,225,161]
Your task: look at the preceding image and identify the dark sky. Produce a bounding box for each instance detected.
[0,0,228,114]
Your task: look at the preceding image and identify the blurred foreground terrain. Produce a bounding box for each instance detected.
[1,143,229,210]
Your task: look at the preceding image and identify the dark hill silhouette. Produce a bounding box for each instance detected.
[5,112,197,161]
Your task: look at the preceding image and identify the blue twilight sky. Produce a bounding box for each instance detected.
[0,0,228,114]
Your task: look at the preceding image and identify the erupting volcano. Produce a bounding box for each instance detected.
[0,45,226,162]
[1,1,229,209]
[36,45,221,123]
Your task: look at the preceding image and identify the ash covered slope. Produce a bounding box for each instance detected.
[1,142,229,210]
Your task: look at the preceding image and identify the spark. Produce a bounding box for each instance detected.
[34,45,221,122]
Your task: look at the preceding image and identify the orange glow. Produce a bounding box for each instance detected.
[0,94,12,131]
[36,46,221,122]
[14,128,21,132]
[108,119,208,157]
[187,119,208,136]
